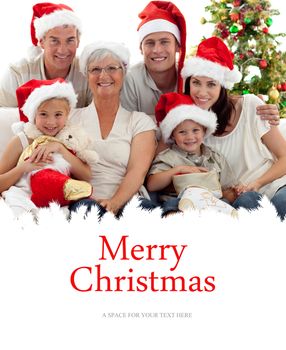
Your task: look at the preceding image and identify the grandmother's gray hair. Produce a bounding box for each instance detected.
[86,49,128,75]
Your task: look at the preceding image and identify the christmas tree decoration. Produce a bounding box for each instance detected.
[229,24,239,33]
[244,17,252,24]
[202,0,286,117]
[259,59,268,69]
[200,17,207,24]
[265,17,273,26]
[262,27,269,34]
[268,86,280,102]
[230,12,240,22]
[233,0,241,7]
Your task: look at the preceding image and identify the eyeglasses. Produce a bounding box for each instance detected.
[88,65,123,76]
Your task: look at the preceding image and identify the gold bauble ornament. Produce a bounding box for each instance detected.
[268,87,280,101]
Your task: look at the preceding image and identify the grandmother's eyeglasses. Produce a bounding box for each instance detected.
[88,65,123,75]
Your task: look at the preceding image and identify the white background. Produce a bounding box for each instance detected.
[0,2,286,348]
[0,0,285,76]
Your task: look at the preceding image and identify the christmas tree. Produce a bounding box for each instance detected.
[201,0,286,117]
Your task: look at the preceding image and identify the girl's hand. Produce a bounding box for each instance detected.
[29,142,62,163]
[19,158,46,174]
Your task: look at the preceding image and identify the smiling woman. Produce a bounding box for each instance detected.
[69,41,157,217]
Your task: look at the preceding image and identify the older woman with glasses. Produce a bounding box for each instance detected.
[69,41,157,217]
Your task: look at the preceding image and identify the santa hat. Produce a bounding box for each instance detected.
[79,41,130,76]
[137,1,186,93]
[29,2,82,58]
[181,37,242,90]
[16,78,77,124]
[155,92,217,143]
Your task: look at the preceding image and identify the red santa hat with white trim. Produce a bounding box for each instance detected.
[155,92,217,143]
[137,1,186,93]
[29,2,82,59]
[181,37,242,90]
[16,78,77,124]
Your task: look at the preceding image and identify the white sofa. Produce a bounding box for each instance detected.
[0,108,19,158]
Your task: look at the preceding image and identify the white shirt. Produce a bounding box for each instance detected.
[205,94,286,199]
[0,54,92,108]
[70,102,157,199]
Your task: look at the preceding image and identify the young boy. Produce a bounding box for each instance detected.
[0,79,93,217]
[147,92,238,216]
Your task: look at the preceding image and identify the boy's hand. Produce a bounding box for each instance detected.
[222,187,237,204]
[175,165,208,174]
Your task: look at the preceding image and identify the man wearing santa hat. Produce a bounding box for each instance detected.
[0,2,91,109]
[121,1,186,119]
[121,1,280,125]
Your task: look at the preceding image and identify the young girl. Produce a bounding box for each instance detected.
[147,92,238,216]
[182,36,286,220]
[0,78,92,216]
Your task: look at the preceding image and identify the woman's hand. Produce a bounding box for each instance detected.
[256,104,280,126]
[233,183,247,196]
[234,181,261,196]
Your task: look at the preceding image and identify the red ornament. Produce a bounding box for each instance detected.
[230,13,239,22]
[233,0,240,6]
[217,22,226,30]
[239,54,245,60]
[259,60,268,69]
[247,50,254,57]
[277,84,282,91]
[282,83,286,91]
[262,27,269,34]
[221,29,230,39]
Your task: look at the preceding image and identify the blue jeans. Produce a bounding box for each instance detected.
[142,192,262,216]
[69,197,158,219]
[139,197,180,217]
[69,198,124,219]
[232,191,262,211]
[271,185,286,220]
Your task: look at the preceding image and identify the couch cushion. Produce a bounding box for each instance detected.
[0,108,19,158]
